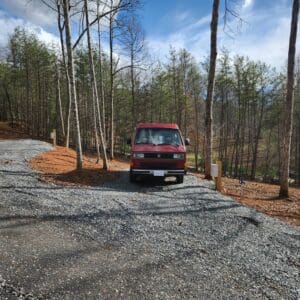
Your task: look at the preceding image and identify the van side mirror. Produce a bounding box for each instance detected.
[185,138,190,146]
[127,138,132,145]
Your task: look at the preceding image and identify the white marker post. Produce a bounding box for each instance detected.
[211,161,222,191]
[50,129,56,147]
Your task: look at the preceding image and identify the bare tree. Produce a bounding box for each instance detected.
[97,0,107,142]
[108,0,117,159]
[106,0,138,159]
[55,59,65,137]
[205,0,220,179]
[84,0,109,169]
[279,0,299,197]
[62,0,83,170]
[120,14,145,130]
[56,0,72,147]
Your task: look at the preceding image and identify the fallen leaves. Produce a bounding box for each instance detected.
[29,146,129,187]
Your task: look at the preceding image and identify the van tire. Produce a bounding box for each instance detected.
[176,175,184,184]
[129,171,137,183]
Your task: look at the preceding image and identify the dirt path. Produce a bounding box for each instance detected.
[0,139,299,299]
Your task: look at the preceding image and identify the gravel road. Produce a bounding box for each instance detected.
[0,139,299,299]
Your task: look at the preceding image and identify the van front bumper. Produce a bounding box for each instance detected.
[131,169,186,176]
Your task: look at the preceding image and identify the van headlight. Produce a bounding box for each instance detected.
[173,153,185,159]
[133,153,144,158]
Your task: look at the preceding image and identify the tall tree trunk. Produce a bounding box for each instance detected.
[251,89,265,179]
[109,13,115,159]
[205,0,219,179]
[97,0,107,143]
[93,89,101,163]
[2,83,14,126]
[84,0,109,170]
[62,0,83,170]
[194,94,199,171]
[56,60,65,138]
[279,0,299,197]
[130,51,135,130]
[298,120,300,185]
[56,1,72,148]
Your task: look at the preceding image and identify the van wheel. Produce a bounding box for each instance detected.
[176,175,184,184]
[129,171,137,183]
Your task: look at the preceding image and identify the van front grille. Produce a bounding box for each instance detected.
[144,153,174,159]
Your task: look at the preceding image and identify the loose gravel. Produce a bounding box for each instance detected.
[0,139,299,299]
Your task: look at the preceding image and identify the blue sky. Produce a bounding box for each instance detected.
[141,0,212,37]
[0,0,298,69]
[139,0,297,68]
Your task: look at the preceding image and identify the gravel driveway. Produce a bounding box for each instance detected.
[0,139,299,299]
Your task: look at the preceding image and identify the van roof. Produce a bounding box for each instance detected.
[136,123,179,129]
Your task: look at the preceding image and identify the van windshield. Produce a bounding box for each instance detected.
[135,128,183,145]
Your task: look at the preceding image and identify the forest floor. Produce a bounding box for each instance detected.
[0,122,299,226]
[221,177,300,226]
[194,173,300,226]
[29,146,129,187]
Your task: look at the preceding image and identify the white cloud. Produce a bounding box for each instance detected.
[146,1,297,70]
[1,0,56,28]
[146,32,187,62]
[193,15,211,28]
[242,0,254,9]
[175,11,190,22]
[222,16,290,68]
[0,10,59,49]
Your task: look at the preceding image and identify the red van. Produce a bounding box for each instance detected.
[128,123,189,183]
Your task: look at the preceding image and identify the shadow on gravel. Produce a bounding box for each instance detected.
[0,202,241,230]
[0,170,36,177]
[39,169,128,187]
[0,171,209,191]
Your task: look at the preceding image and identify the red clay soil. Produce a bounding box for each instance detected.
[29,146,129,187]
[195,173,300,226]
[222,177,300,226]
[0,122,30,140]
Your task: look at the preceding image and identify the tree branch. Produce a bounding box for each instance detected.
[113,64,145,76]
[72,2,130,50]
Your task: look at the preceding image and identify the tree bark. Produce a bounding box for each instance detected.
[56,60,65,138]
[84,0,109,170]
[62,0,83,170]
[97,0,106,143]
[205,0,219,179]
[56,1,72,147]
[279,0,299,197]
[109,11,115,159]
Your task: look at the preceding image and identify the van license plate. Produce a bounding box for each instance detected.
[153,170,165,176]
